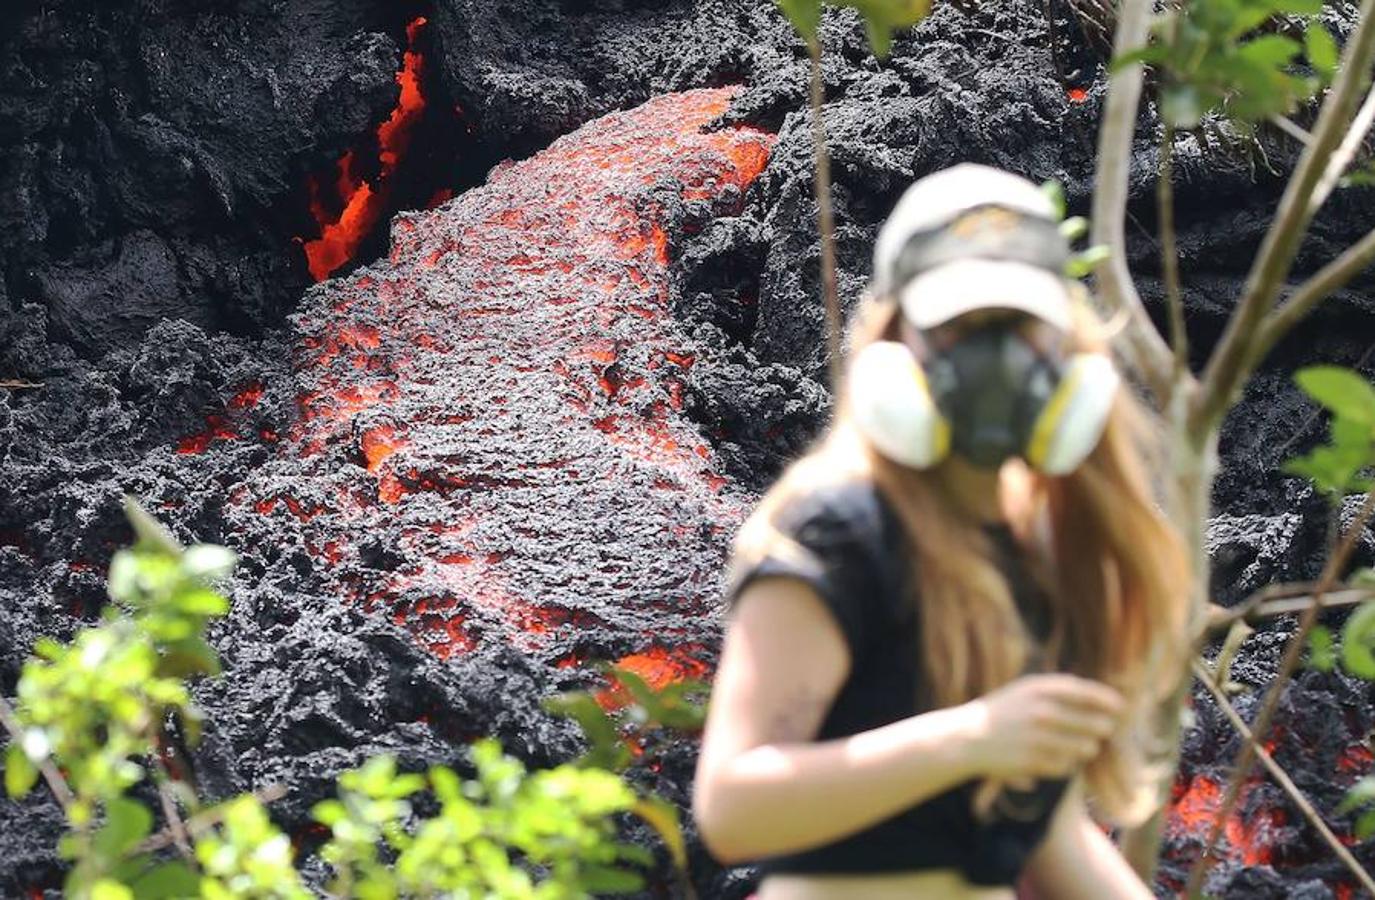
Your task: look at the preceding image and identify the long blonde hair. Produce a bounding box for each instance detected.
[726,289,1191,827]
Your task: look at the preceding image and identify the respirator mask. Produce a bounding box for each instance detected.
[849,165,1121,475]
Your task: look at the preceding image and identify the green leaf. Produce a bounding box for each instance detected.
[1336,775,1375,816]
[90,880,135,900]
[1341,163,1375,189]
[107,552,140,605]
[633,794,687,872]
[1342,601,1375,678]
[1065,244,1110,279]
[127,861,200,899]
[1305,22,1339,80]
[429,765,461,804]
[1039,180,1067,221]
[93,797,154,859]
[1330,415,1375,455]
[1282,448,1346,496]
[4,743,38,798]
[1357,807,1375,840]
[1228,9,1281,40]
[842,0,932,59]
[775,0,821,40]
[182,545,237,582]
[1272,0,1323,14]
[123,497,183,556]
[1058,216,1089,242]
[156,637,222,678]
[543,692,622,757]
[608,667,660,714]
[614,841,657,867]
[1295,366,1375,425]
[1238,34,1302,67]
[312,798,347,827]
[579,865,646,893]
[171,588,229,617]
[1308,624,1336,672]
[863,17,893,59]
[1162,85,1204,130]
[1108,44,1167,74]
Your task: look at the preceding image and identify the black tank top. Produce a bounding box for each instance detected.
[723,479,1069,887]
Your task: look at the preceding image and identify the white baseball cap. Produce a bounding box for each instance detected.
[871,164,1074,332]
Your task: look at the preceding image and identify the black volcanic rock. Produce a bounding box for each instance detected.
[4,0,1375,896]
[0,0,403,355]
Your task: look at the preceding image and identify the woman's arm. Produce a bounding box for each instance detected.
[1022,777,1154,900]
[691,576,986,864]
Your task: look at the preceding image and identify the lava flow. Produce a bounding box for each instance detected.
[301,17,430,282]
[1165,769,1287,869]
[222,87,772,679]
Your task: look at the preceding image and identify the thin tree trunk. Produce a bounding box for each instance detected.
[1121,380,1218,879]
[807,36,844,391]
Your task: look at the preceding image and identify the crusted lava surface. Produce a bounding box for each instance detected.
[5,0,1375,896]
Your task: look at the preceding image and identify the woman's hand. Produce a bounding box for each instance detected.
[964,673,1124,782]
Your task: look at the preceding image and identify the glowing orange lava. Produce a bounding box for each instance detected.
[596,645,711,711]
[1167,772,1286,867]
[245,87,771,672]
[175,382,266,454]
[302,17,429,282]
[1338,744,1374,773]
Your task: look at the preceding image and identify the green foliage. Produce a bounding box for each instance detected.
[1307,624,1337,672]
[1036,179,1110,280]
[313,744,649,898]
[1,497,264,896]
[1340,599,1375,679]
[196,797,311,899]
[1337,775,1375,840]
[544,665,709,775]
[1280,368,1375,684]
[1111,0,1335,130]
[4,501,686,898]
[1282,366,1375,501]
[543,665,710,879]
[773,0,931,58]
[1340,162,1375,189]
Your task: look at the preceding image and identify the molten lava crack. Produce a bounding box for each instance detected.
[301,17,431,282]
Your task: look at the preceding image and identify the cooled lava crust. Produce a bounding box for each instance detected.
[6,1,1375,897]
[238,87,769,671]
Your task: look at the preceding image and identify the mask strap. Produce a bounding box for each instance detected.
[896,310,934,365]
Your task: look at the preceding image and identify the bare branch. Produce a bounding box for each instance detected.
[0,381,43,390]
[1314,82,1375,212]
[1186,488,1375,893]
[1090,0,1176,403]
[1268,113,1313,146]
[1192,0,1375,433]
[158,779,194,860]
[1158,124,1189,376]
[807,37,843,392]
[1205,584,1375,636]
[1244,226,1375,373]
[135,783,288,854]
[0,696,74,813]
[1191,658,1375,896]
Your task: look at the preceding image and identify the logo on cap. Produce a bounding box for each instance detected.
[948,206,1024,240]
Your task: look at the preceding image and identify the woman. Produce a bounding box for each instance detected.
[691,164,1191,899]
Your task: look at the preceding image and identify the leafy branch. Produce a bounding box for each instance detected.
[1186,365,1375,894]
[2,501,684,898]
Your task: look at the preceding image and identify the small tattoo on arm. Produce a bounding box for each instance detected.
[762,685,832,743]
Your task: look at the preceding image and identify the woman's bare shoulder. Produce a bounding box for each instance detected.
[716,574,852,743]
